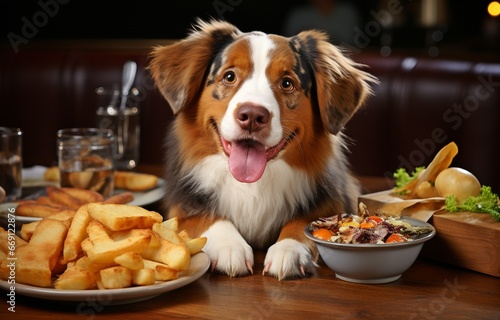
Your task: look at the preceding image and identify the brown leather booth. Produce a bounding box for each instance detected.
[1,40,499,193]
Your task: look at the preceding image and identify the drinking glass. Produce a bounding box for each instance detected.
[96,86,140,170]
[57,128,115,198]
[0,127,22,202]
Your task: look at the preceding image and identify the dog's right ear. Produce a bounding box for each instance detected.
[149,19,240,114]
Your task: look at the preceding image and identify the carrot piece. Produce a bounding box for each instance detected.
[312,228,334,240]
[385,233,407,243]
[367,216,384,224]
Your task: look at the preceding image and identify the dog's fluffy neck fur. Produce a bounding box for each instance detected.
[188,153,313,248]
[166,130,355,249]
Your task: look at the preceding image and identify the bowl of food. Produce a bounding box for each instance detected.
[305,204,435,284]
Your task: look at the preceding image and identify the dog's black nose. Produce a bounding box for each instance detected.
[236,104,270,133]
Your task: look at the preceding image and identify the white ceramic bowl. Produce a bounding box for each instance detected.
[304,217,435,284]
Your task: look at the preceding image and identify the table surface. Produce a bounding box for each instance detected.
[2,251,499,320]
[1,166,499,319]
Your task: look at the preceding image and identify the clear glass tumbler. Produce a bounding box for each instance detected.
[0,127,22,202]
[96,86,140,170]
[57,128,115,198]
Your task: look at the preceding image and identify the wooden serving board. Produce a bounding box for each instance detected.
[421,212,500,277]
[359,190,500,277]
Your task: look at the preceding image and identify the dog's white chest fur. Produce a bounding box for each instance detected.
[189,154,313,247]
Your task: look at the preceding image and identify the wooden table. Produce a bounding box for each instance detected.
[2,252,499,320]
[1,167,499,319]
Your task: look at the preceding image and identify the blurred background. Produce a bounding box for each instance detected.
[2,0,499,56]
[1,0,500,189]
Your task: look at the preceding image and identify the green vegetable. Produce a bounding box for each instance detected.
[393,167,425,195]
[445,185,500,221]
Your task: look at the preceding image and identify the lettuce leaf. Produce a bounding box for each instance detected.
[445,186,500,222]
[393,167,425,195]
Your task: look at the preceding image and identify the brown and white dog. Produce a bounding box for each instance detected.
[149,20,376,280]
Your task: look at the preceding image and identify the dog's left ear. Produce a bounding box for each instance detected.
[294,31,377,135]
[149,19,241,114]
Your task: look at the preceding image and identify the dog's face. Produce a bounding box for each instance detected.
[150,20,375,183]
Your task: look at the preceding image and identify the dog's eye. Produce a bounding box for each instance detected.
[280,78,294,92]
[223,71,237,85]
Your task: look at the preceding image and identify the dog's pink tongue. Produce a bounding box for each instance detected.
[228,140,267,183]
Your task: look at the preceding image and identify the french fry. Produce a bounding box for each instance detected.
[0,227,27,253]
[160,216,178,231]
[143,259,180,281]
[178,229,191,243]
[186,237,207,255]
[103,192,135,204]
[44,166,60,182]
[111,229,160,242]
[141,237,191,271]
[54,267,95,290]
[63,204,92,262]
[86,221,112,244]
[152,222,184,245]
[61,187,104,203]
[20,210,75,241]
[87,203,163,231]
[14,219,68,287]
[99,266,132,289]
[68,171,94,189]
[114,252,144,270]
[74,256,115,273]
[84,226,151,264]
[16,203,72,218]
[46,185,83,210]
[176,228,207,255]
[0,252,9,280]
[114,171,158,191]
[132,268,156,286]
[36,195,65,207]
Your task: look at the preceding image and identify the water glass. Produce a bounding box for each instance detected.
[0,127,22,202]
[57,128,115,198]
[96,86,140,170]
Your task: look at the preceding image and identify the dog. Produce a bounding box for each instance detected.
[149,20,376,280]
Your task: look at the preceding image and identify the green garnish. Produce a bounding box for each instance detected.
[445,185,500,221]
[393,166,426,195]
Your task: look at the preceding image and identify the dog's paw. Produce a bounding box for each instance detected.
[262,239,318,280]
[201,220,254,277]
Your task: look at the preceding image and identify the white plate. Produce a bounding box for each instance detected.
[0,252,209,305]
[124,178,165,207]
[0,179,165,225]
[0,203,40,224]
[20,166,165,207]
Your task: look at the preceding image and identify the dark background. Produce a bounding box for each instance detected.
[1,0,499,54]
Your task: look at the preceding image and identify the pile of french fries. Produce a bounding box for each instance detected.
[0,202,206,290]
[14,185,135,218]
